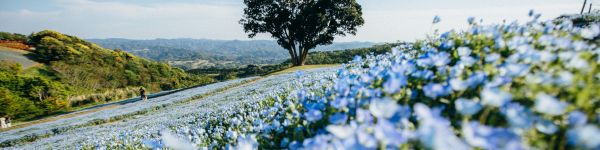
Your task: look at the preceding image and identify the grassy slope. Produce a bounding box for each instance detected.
[0,30,217,123]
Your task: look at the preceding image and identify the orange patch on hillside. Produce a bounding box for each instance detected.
[0,40,31,50]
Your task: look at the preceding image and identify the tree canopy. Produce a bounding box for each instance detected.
[240,0,364,66]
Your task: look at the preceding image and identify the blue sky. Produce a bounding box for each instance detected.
[0,0,589,42]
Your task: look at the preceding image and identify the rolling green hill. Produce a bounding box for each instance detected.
[88,38,376,69]
[0,30,214,121]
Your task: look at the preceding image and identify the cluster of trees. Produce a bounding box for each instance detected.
[0,61,69,120]
[0,30,214,120]
[0,32,27,43]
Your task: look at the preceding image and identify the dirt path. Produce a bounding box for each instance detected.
[0,46,39,68]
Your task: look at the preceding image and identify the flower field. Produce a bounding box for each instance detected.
[2,11,600,150]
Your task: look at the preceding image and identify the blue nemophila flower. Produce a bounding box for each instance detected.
[567,54,589,70]
[501,63,530,77]
[528,9,535,17]
[481,88,512,107]
[383,74,407,94]
[535,119,558,134]
[374,119,405,147]
[412,69,435,80]
[433,15,441,24]
[357,127,378,148]
[525,72,553,85]
[485,76,512,88]
[440,40,455,50]
[538,51,557,62]
[417,55,434,67]
[353,55,362,62]
[235,134,258,150]
[283,119,292,127]
[440,31,452,39]
[457,56,477,69]
[462,122,522,149]
[391,60,416,73]
[142,139,163,149]
[226,129,238,139]
[568,125,600,149]
[326,124,355,139]
[423,82,451,99]
[304,109,323,122]
[455,98,482,116]
[356,108,374,124]
[389,105,412,126]
[415,103,471,150]
[369,97,399,119]
[572,41,588,51]
[457,47,472,56]
[431,52,451,67]
[450,78,469,91]
[330,97,349,109]
[534,92,567,116]
[501,103,534,130]
[295,71,306,78]
[328,113,348,125]
[568,111,587,127]
[468,17,476,25]
[466,71,486,88]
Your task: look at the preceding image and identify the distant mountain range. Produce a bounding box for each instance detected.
[87,38,376,69]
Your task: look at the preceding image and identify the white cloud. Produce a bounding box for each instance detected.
[0,0,247,40]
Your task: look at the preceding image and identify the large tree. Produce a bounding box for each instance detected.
[240,0,364,66]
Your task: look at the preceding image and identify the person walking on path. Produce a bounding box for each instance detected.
[139,87,147,101]
[6,117,11,128]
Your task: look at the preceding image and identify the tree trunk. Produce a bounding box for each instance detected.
[288,46,301,66]
[292,47,309,66]
[288,45,306,66]
[299,48,309,66]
